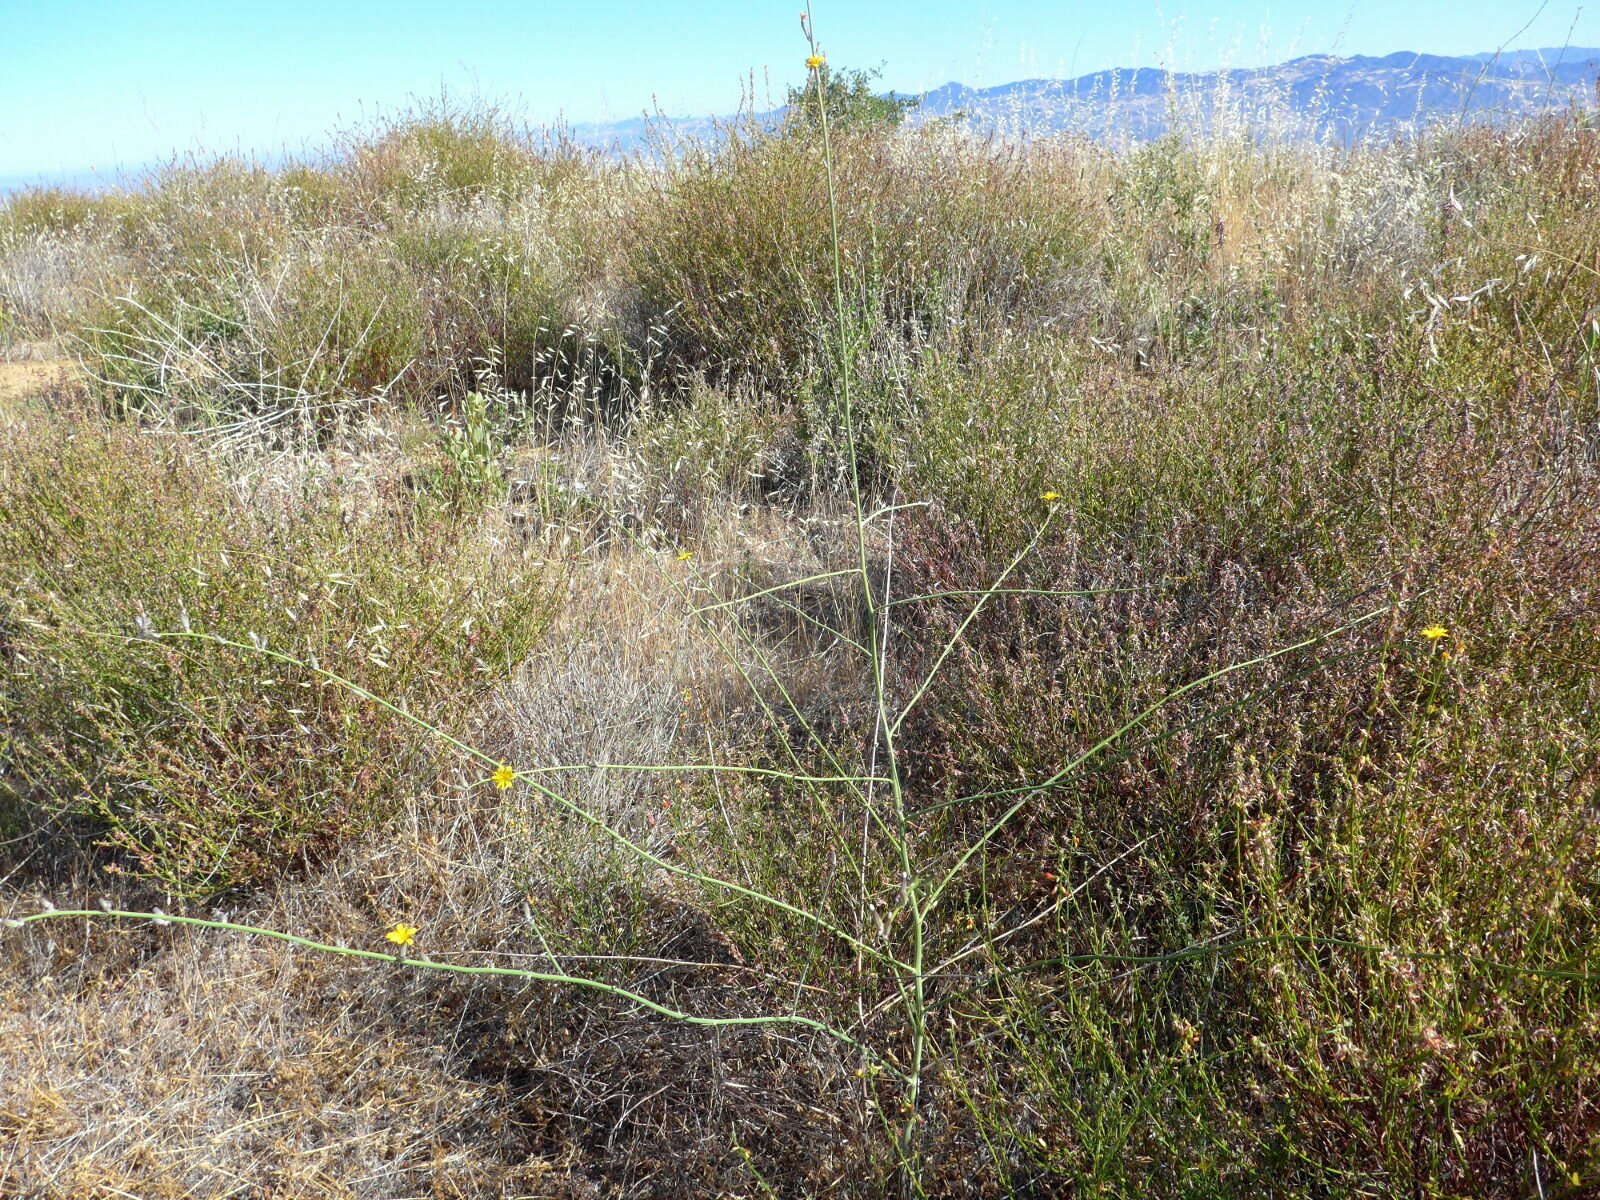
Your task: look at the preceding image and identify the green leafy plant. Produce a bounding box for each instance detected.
[786,61,919,133]
[436,389,507,504]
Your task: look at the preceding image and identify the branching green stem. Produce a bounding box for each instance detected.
[10,908,910,1082]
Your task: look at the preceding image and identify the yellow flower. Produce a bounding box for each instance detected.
[677,550,693,561]
[492,763,516,791]
[1421,625,1449,641]
[1040,491,1061,504]
[807,54,826,70]
[385,922,418,948]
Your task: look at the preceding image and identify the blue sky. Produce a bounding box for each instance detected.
[1,1,1592,181]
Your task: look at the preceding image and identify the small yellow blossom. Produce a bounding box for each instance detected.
[1421,625,1449,641]
[1040,491,1061,504]
[1174,1016,1201,1055]
[492,763,516,791]
[807,54,826,70]
[385,922,418,948]
[677,550,693,561]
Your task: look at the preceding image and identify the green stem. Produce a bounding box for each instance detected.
[70,625,915,975]
[926,605,1392,910]
[11,908,911,1082]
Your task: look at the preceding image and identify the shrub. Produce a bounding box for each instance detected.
[0,187,113,239]
[0,408,553,896]
[785,63,919,133]
[629,125,1105,383]
[72,239,429,433]
[255,234,431,399]
[883,289,1600,1191]
[339,102,539,215]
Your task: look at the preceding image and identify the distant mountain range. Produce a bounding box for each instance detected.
[6,48,1597,195]
[573,47,1600,149]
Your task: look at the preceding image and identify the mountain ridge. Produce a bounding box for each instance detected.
[572,46,1600,149]
[8,47,1598,191]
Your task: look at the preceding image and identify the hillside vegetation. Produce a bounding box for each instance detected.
[1,90,1598,1198]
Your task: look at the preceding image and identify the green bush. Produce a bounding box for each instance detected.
[0,409,553,896]
[785,63,919,133]
[72,236,429,430]
[629,125,1104,383]
[258,235,431,399]
[0,187,116,240]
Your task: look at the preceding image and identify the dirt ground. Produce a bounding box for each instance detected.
[0,350,75,409]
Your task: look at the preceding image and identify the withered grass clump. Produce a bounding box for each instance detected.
[2,83,1599,1198]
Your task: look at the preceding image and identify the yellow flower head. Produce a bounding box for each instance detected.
[807,54,826,70]
[1421,625,1449,641]
[385,922,418,948]
[1040,491,1061,504]
[677,549,693,562]
[492,763,516,791]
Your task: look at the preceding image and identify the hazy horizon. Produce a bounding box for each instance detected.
[2,0,1593,190]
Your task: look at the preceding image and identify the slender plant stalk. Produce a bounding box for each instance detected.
[53,622,914,975]
[801,6,929,1185]
[9,908,905,1081]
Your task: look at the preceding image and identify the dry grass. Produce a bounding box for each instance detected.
[0,507,885,1198]
[3,99,1599,1197]
[1,801,863,1198]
